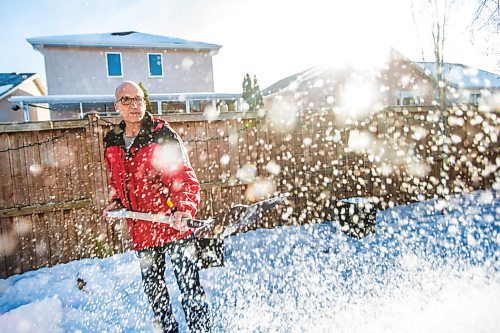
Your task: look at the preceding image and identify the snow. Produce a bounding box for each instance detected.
[27,32,220,51]
[0,84,14,96]
[0,297,62,333]
[415,62,500,89]
[0,190,498,332]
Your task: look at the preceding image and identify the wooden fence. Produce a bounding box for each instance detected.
[0,105,498,278]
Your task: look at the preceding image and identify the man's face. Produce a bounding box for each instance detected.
[114,83,146,124]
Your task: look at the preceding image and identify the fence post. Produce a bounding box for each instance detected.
[86,112,114,255]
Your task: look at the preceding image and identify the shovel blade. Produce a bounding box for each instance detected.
[195,195,286,239]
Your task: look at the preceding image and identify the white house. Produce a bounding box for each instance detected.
[27,31,221,95]
[9,31,241,120]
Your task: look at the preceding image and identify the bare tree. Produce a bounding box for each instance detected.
[471,0,500,70]
[472,0,500,31]
[411,0,456,197]
[411,0,456,107]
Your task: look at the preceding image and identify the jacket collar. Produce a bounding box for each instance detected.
[108,112,157,152]
[114,112,155,137]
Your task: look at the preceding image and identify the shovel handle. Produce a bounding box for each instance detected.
[107,209,209,228]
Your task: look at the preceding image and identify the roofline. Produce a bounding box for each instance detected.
[27,32,222,52]
[262,67,315,96]
[0,87,16,101]
[414,61,500,89]
[9,92,242,104]
[416,61,500,75]
[28,41,222,51]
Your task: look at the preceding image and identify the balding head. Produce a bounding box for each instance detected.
[113,81,146,124]
[115,81,143,100]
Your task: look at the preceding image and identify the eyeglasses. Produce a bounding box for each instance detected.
[117,96,145,105]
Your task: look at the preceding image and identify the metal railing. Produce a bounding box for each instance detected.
[9,92,243,121]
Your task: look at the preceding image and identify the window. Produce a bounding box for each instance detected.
[148,53,163,77]
[470,93,481,105]
[395,91,423,106]
[106,52,122,77]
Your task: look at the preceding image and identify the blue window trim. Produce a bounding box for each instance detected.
[106,52,123,77]
[148,53,163,77]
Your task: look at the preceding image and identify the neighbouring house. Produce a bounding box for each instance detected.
[414,62,500,108]
[263,49,500,115]
[0,73,48,123]
[10,31,240,120]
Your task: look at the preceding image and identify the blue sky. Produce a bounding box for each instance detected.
[0,0,497,92]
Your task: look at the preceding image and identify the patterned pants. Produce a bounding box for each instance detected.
[138,236,211,332]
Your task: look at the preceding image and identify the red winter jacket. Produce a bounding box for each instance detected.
[104,113,200,250]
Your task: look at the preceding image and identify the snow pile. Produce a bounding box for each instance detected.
[0,296,63,333]
[0,190,498,332]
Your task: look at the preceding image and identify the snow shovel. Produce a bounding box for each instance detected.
[106,195,286,270]
[106,194,287,239]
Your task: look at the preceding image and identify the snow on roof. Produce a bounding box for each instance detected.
[262,70,305,96]
[415,62,500,89]
[27,31,222,51]
[0,73,36,98]
[264,61,500,97]
[0,84,13,96]
[263,65,349,96]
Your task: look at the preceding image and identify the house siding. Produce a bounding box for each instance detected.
[41,46,215,95]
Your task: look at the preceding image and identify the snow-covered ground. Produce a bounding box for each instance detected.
[0,190,498,333]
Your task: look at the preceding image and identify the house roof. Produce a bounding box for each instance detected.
[263,65,360,96]
[0,73,46,100]
[414,62,500,89]
[27,31,222,51]
[264,60,500,97]
[262,70,306,96]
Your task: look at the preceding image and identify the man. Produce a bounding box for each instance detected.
[103,81,210,332]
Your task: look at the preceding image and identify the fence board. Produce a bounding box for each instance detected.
[38,131,55,203]
[66,133,81,198]
[0,134,14,209]
[0,219,8,275]
[1,217,22,276]
[32,212,50,268]
[206,120,221,183]
[47,210,64,266]
[9,135,30,207]
[77,130,94,199]
[195,121,209,181]
[216,120,231,188]
[15,215,36,272]
[52,131,69,202]
[24,132,45,204]
[227,120,241,182]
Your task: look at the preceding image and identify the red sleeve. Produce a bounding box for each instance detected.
[104,149,122,205]
[167,162,200,218]
[153,137,200,217]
